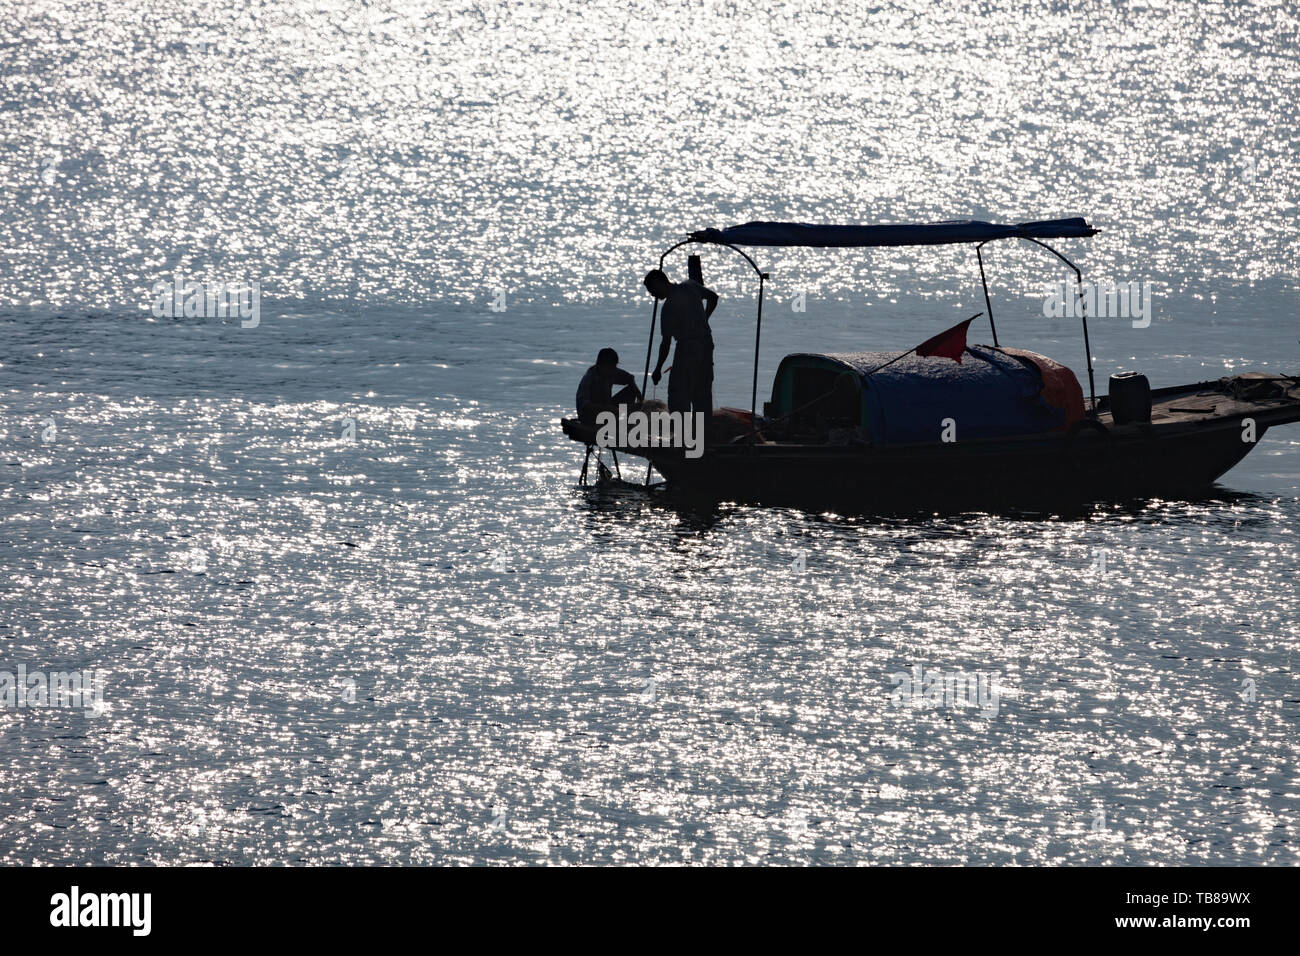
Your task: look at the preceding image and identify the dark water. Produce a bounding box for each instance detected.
[2,0,1299,864]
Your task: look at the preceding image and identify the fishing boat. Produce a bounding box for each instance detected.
[560,218,1300,509]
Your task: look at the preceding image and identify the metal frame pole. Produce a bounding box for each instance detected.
[975,242,998,347]
[1020,237,1098,415]
[752,274,765,423]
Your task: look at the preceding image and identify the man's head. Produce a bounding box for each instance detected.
[643,269,670,300]
[596,347,619,375]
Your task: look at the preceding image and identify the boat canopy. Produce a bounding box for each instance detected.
[689,218,1097,248]
[644,213,1101,436]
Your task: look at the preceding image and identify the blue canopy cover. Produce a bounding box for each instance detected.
[689,218,1097,248]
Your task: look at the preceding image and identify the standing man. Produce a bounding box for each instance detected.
[643,269,719,415]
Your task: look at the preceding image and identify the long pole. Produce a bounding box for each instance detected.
[640,261,665,486]
[1077,275,1097,413]
[751,274,766,429]
[641,286,662,399]
[976,243,998,347]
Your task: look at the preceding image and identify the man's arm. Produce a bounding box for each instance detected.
[614,368,642,401]
[701,286,719,321]
[652,334,671,384]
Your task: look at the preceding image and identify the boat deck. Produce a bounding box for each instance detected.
[1095,375,1300,429]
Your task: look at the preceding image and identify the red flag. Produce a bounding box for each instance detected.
[914,317,975,364]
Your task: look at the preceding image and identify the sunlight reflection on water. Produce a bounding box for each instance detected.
[1,0,1299,864]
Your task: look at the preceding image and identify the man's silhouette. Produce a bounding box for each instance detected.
[644,269,718,414]
[575,347,641,426]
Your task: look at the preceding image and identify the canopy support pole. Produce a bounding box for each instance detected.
[975,242,998,347]
[1021,238,1097,414]
[640,249,672,486]
[641,299,659,400]
[752,274,765,424]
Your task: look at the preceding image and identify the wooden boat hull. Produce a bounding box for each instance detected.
[562,376,1300,510]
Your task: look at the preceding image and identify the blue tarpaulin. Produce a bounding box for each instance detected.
[772,347,1065,444]
[689,218,1097,248]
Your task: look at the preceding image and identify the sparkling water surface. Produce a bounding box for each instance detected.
[1,0,1299,864]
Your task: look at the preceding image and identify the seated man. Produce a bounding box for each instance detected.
[575,347,642,427]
